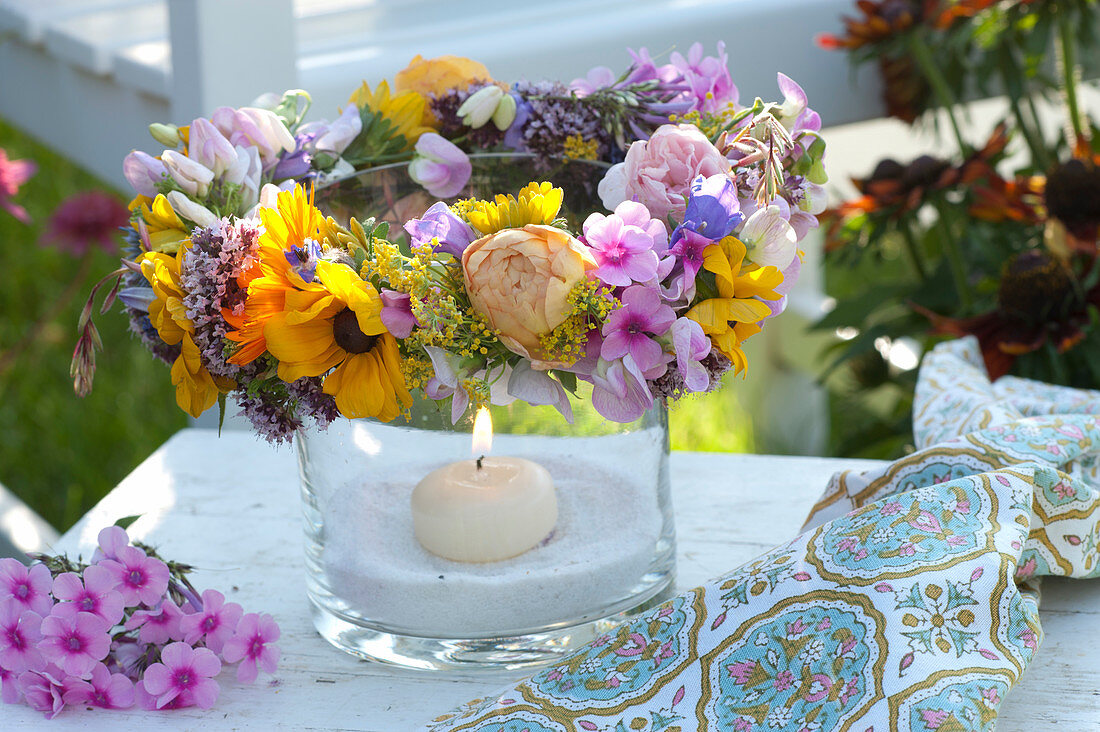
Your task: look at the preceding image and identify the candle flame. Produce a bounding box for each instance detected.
[471,406,493,456]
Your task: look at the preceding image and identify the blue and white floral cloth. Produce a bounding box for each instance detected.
[424,337,1100,731]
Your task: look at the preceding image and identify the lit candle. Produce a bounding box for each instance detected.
[411,407,558,562]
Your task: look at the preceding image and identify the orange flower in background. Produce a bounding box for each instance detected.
[225,185,326,365]
[969,173,1044,225]
[817,0,923,50]
[394,55,492,98]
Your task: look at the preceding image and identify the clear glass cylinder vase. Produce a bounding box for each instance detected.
[297,395,675,671]
[298,154,676,670]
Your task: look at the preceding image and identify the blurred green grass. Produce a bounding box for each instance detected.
[0,118,185,532]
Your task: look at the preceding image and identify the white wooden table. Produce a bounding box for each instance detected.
[4,429,1099,730]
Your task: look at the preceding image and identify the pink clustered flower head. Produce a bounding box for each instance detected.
[0,525,280,718]
[40,191,130,257]
[0,147,36,224]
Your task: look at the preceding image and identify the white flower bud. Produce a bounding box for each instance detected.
[457,86,504,129]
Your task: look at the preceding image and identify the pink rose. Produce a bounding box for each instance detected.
[598,124,731,221]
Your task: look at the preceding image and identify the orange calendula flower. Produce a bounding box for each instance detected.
[686,236,783,373]
[225,185,326,366]
[395,54,493,126]
[264,260,412,421]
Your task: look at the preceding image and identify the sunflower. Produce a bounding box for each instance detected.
[225,185,326,366]
[140,245,230,417]
[464,182,564,235]
[263,259,412,421]
[686,236,784,373]
[348,80,436,148]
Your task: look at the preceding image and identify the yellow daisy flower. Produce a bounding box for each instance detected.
[465,182,564,235]
[686,236,783,373]
[263,260,412,422]
[135,194,189,253]
[348,80,436,148]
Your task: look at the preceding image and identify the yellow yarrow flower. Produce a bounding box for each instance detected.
[465,182,563,235]
[263,259,412,422]
[348,80,436,148]
[686,236,783,374]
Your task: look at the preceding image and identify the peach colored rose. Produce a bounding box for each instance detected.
[395,55,492,98]
[463,224,597,364]
[598,123,731,221]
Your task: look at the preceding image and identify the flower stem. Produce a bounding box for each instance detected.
[909,32,972,157]
[997,54,1050,170]
[933,202,973,310]
[899,219,929,282]
[1057,8,1087,146]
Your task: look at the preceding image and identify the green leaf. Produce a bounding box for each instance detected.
[555,370,578,396]
[217,393,227,436]
[114,515,142,530]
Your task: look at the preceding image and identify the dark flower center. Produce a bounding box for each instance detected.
[129,569,144,586]
[333,308,379,354]
[176,671,191,687]
[250,639,264,656]
[203,616,217,631]
[997,250,1076,323]
[69,636,82,651]
[81,597,95,611]
[1045,158,1100,238]
[15,583,28,598]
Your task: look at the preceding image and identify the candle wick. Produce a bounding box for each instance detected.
[476,455,484,470]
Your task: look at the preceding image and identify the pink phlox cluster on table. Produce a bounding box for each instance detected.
[0,526,281,718]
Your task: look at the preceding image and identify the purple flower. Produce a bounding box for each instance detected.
[17,667,67,719]
[590,355,655,423]
[670,42,738,113]
[92,525,130,563]
[122,150,167,198]
[99,545,170,607]
[51,565,124,627]
[39,604,110,678]
[0,559,54,616]
[141,641,221,709]
[125,598,185,645]
[670,317,711,393]
[583,202,665,287]
[601,286,675,377]
[663,228,713,301]
[0,602,44,673]
[408,133,471,198]
[180,590,243,654]
[40,191,129,257]
[222,612,280,684]
[272,136,315,181]
[283,238,323,283]
[403,201,477,258]
[380,289,417,338]
[501,91,532,151]
[569,66,617,97]
[675,174,743,243]
[775,73,821,134]
[62,662,134,709]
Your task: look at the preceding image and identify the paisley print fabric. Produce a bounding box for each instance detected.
[425,337,1100,731]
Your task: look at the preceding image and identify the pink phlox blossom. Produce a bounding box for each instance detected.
[583,202,665,287]
[600,285,675,377]
[17,666,69,719]
[0,665,20,704]
[125,598,185,645]
[0,559,54,616]
[92,526,130,563]
[0,601,45,673]
[52,565,124,627]
[0,147,36,224]
[62,662,134,709]
[99,545,170,607]
[180,590,243,653]
[141,641,221,709]
[221,612,280,684]
[39,604,111,678]
[670,42,738,113]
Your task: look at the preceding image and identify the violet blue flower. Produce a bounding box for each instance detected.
[408,133,471,198]
[99,546,170,608]
[404,201,477,258]
[125,598,185,645]
[675,174,742,243]
[284,239,323,283]
[601,286,675,378]
[39,604,110,678]
[122,151,167,198]
[51,565,124,627]
[272,135,315,181]
[141,641,221,709]
[583,202,665,287]
[380,289,417,338]
[61,662,134,710]
[17,667,67,719]
[0,559,54,616]
[0,602,44,673]
[221,612,280,684]
[590,355,655,423]
[670,42,738,113]
[179,589,243,654]
[670,317,711,393]
[502,92,532,152]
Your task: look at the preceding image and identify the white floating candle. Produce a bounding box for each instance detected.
[411,407,558,562]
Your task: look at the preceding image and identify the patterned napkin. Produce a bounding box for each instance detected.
[424,337,1100,731]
